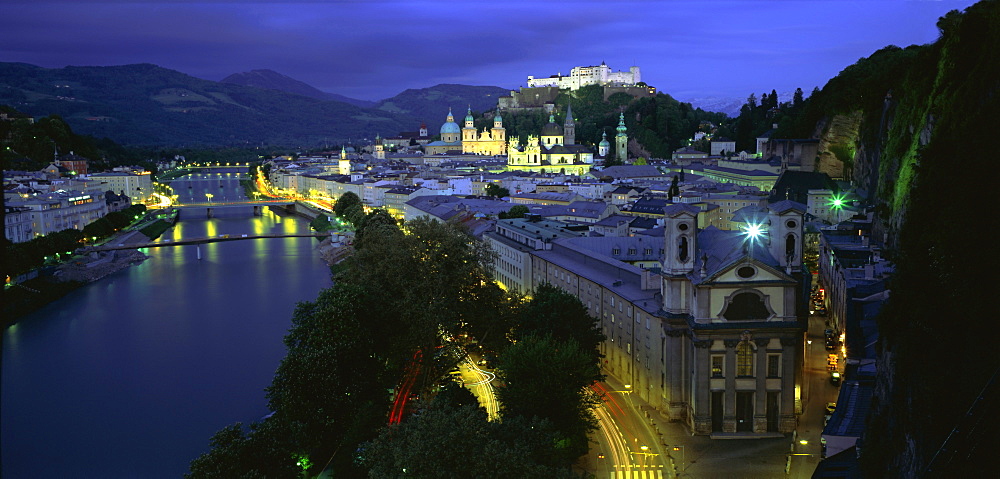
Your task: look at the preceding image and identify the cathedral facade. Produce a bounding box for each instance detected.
[461,107,507,156]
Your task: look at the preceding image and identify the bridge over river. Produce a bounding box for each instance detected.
[85,232,338,252]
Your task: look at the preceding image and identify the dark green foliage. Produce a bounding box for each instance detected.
[333,191,361,218]
[3,228,83,277]
[498,204,529,219]
[484,183,509,198]
[308,214,333,232]
[139,219,172,240]
[856,2,1000,475]
[0,108,146,171]
[513,283,605,354]
[186,420,301,479]
[494,334,604,465]
[359,404,583,478]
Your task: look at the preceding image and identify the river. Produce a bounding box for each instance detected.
[2,169,333,478]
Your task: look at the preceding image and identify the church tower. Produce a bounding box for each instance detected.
[766,202,805,271]
[492,111,506,143]
[598,131,610,158]
[615,112,628,163]
[563,103,576,145]
[463,106,477,142]
[661,203,700,314]
[338,146,350,175]
[374,134,385,160]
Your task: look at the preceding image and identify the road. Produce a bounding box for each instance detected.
[788,313,844,476]
[586,379,671,479]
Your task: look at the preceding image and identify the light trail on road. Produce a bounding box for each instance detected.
[463,357,499,420]
[594,398,634,476]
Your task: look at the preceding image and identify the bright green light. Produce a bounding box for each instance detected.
[830,193,846,209]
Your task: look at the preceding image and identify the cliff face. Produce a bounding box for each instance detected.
[828,2,1000,476]
[814,111,862,181]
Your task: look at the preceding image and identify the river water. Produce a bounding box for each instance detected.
[2,169,333,478]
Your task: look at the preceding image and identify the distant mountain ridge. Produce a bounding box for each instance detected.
[221,69,375,108]
[376,84,511,127]
[0,62,509,147]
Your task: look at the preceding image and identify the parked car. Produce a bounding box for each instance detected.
[830,371,842,386]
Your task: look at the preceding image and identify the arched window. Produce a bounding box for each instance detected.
[678,236,689,262]
[785,233,796,259]
[723,291,770,321]
[737,341,754,376]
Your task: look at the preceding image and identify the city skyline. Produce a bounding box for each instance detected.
[2,0,976,103]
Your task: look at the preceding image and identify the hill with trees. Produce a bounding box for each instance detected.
[720,1,998,475]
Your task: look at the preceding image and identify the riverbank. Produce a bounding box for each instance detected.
[2,220,158,325]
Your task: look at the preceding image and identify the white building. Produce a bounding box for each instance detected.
[9,191,108,237]
[527,62,641,90]
[86,171,153,205]
[4,206,34,243]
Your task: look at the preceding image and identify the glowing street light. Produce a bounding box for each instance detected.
[829,193,847,209]
[205,193,214,203]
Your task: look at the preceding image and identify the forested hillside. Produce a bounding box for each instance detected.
[470,84,727,161]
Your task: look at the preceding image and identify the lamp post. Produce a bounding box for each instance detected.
[205,193,214,203]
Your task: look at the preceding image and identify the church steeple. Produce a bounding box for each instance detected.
[563,103,575,145]
[615,112,628,163]
[464,106,474,129]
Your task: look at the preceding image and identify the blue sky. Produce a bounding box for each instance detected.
[1,1,978,102]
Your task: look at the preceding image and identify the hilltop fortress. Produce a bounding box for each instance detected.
[527,61,641,90]
[500,62,655,111]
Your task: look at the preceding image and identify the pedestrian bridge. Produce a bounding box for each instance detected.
[85,232,338,252]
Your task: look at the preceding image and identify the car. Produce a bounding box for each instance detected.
[825,402,837,415]
[830,371,842,386]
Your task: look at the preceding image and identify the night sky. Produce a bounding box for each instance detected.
[2,1,978,102]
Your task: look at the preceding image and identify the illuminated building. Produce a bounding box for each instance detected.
[503,200,808,436]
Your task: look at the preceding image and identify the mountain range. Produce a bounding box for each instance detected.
[0,62,508,147]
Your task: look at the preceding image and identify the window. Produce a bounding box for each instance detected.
[723,291,770,321]
[612,248,621,255]
[628,248,636,255]
[767,354,781,377]
[711,355,724,377]
[644,248,652,255]
[737,341,754,376]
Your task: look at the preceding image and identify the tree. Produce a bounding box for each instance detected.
[793,87,805,108]
[632,157,648,165]
[484,183,510,198]
[186,419,301,479]
[498,204,528,219]
[359,405,581,478]
[343,204,366,228]
[334,191,361,218]
[309,215,333,232]
[495,334,604,465]
[512,283,604,355]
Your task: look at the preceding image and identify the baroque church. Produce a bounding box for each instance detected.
[506,104,596,175]
[462,107,507,156]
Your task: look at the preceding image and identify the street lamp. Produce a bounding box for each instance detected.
[205,193,214,203]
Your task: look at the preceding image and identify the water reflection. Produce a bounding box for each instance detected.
[1,214,331,479]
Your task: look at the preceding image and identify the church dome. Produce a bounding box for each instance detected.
[440,121,461,135]
[540,114,563,136]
